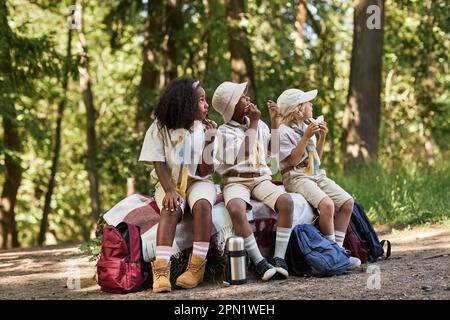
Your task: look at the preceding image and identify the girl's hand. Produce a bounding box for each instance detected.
[163,190,183,212]
[267,100,279,120]
[203,118,217,131]
[304,122,320,139]
[203,118,217,143]
[319,121,328,137]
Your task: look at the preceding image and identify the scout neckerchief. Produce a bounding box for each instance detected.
[292,124,320,176]
[230,117,262,168]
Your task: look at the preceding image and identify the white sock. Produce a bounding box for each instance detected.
[335,230,346,247]
[193,241,209,260]
[324,234,336,242]
[274,226,292,259]
[244,234,264,265]
[155,245,172,261]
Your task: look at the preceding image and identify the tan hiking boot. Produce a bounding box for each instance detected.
[175,254,207,289]
[151,259,171,293]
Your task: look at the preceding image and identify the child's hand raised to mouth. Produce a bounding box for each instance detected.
[247,103,261,122]
[203,117,217,130]
[267,100,279,120]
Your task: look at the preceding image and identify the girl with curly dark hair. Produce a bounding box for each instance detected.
[139,77,217,293]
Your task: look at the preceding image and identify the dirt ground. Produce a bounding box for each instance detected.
[0,224,449,300]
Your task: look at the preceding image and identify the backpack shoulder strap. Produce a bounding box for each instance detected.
[126,223,142,262]
[380,240,391,260]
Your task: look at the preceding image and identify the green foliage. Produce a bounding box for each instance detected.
[331,157,450,227]
[79,236,102,262]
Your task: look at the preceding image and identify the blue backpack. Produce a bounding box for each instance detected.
[351,202,391,262]
[285,224,350,277]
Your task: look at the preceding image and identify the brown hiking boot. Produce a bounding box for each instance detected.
[151,259,171,293]
[175,254,207,289]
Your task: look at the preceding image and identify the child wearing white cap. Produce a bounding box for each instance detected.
[139,78,218,292]
[212,81,294,281]
[275,88,360,269]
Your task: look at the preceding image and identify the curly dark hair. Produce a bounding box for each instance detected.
[154,77,197,130]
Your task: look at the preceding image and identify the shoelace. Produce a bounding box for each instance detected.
[187,260,206,273]
[154,266,170,279]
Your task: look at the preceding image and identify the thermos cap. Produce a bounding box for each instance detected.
[225,236,245,251]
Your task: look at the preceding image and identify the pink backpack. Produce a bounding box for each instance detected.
[97,222,151,293]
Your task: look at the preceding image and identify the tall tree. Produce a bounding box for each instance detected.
[294,0,307,57]
[135,0,165,136]
[133,0,183,194]
[341,0,385,166]
[0,0,22,248]
[224,0,257,101]
[76,1,101,221]
[163,0,183,86]
[38,28,72,245]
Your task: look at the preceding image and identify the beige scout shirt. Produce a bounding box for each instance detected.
[139,120,212,185]
[278,123,320,171]
[214,117,272,176]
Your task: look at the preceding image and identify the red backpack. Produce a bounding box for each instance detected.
[343,223,369,263]
[96,222,151,293]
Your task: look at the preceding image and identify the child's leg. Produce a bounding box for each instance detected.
[226,198,253,237]
[191,199,212,258]
[175,199,212,289]
[316,175,354,247]
[290,176,335,240]
[224,181,277,281]
[251,179,294,278]
[273,194,294,259]
[151,207,182,293]
[226,198,265,264]
[154,184,182,257]
[334,198,354,246]
[317,196,335,240]
[156,208,182,251]
[176,180,216,289]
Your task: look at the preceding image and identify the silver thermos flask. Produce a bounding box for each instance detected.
[225,236,247,285]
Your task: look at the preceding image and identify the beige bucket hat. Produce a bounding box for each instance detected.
[212,81,248,123]
[276,88,318,117]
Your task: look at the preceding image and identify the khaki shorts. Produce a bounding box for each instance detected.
[283,168,352,209]
[155,179,216,214]
[222,175,287,211]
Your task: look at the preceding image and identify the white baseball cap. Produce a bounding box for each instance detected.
[276,88,318,117]
[212,81,248,123]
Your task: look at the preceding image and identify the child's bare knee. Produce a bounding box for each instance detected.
[276,194,294,213]
[341,198,354,213]
[226,200,247,220]
[192,199,212,217]
[319,197,334,213]
[161,208,182,222]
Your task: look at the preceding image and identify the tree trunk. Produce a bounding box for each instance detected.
[135,0,181,136]
[0,0,22,249]
[132,0,166,194]
[77,2,101,221]
[38,29,72,245]
[224,0,257,102]
[341,0,384,167]
[0,111,22,249]
[294,0,307,56]
[163,0,182,86]
[136,0,165,135]
[418,9,438,168]
[202,0,212,82]
[133,0,183,194]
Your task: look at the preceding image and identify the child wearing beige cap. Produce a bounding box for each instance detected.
[212,81,294,281]
[139,78,218,292]
[275,88,360,269]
